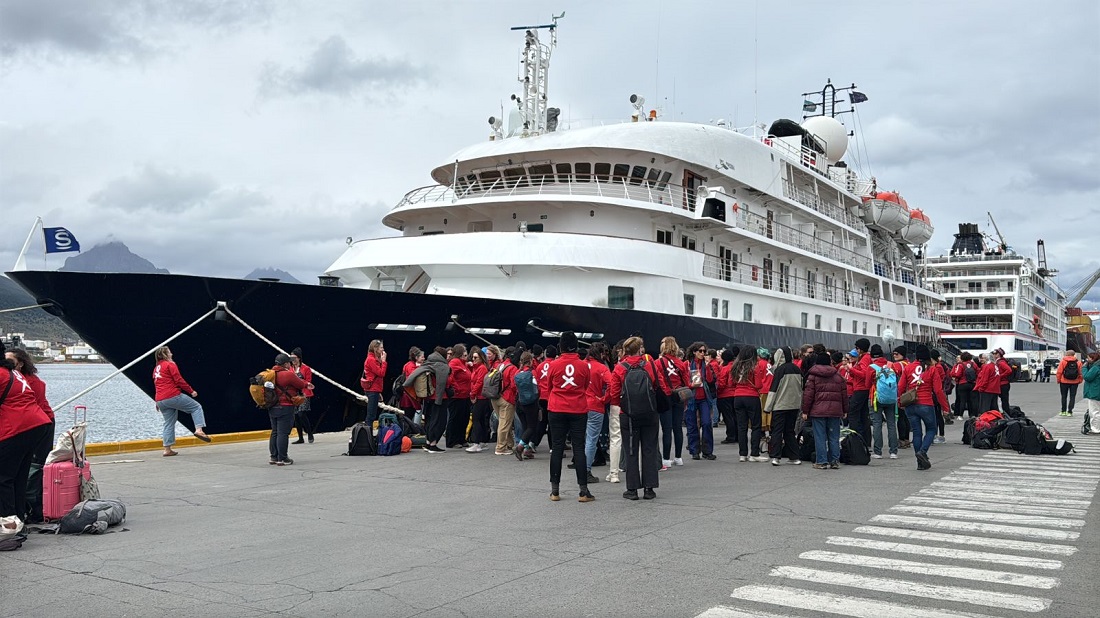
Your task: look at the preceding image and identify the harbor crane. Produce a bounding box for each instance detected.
[986,211,1008,253]
[1036,240,1057,278]
[1066,266,1100,310]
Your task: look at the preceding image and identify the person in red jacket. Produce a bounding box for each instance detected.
[655,337,689,469]
[949,351,979,418]
[898,346,950,470]
[757,348,773,447]
[0,341,52,534]
[445,343,472,449]
[730,346,764,461]
[847,338,873,449]
[152,346,211,457]
[289,348,315,445]
[492,347,519,456]
[400,347,424,420]
[268,353,312,465]
[1055,349,1085,416]
[360,339,387,427]
[973,353,1002,413]
[716,349,738,447]
[465,347,491,452]
[546,332,593,502]
[609,336,671,500]
[580,343,611,481]
[992,348,1014,411]
[802,352,849,469]
[685,341,717,460]
[4,348,54,523]
[530,345,556,456]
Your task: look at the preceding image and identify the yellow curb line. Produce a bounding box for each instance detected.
[86,429,308,456]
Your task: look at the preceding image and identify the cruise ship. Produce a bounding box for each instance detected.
[8,22,948,435]
[923,223,1067,354]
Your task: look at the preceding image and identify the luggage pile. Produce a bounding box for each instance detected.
[968,406,1076,455]
[347,412,424,456]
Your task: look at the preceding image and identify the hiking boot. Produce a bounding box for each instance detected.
[549,491,560,502]
[623,490,639,500]
[514,444,525,461]
[643,488,656,500]
[578,490,596,503]
[586,472,600,484]
[278,459,294,466]
[812,463,828,470]
[829,462,839,470]
[691,453,701,461]
[702,453,717,461]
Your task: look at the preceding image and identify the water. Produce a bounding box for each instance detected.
[38,364,161,444]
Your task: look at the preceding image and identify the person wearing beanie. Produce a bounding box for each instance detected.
[289,348,315,445]
[546,332,595,502]
[267,351,312,465]
[802,351,848,469]
[847,338,873,451]
[898,345,950,470]
[870,344,883,358]
[949,351,979,419]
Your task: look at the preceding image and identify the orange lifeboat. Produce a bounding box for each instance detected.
[860,191,911,233]
[900,208,934,245]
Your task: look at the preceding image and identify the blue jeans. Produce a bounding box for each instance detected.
[269,406,295,462]
[906,404,937,455]
[584,411,603,471]
[158,393,206,447]
[710,397,720,426]
[870,403,898,455]
[685,398,714,455]
[812,417,841,464]
[659,398,685,460]
[365,392,381,426]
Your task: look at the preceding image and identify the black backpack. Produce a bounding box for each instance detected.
[962,417,977,445]
[619,360,658,420]
[840,429,870,465]
[347,422,377,456]
[1019,425,1044,455]
[1063,359,1080,381]
[963,362,978,382]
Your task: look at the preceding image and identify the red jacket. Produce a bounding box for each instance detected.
[731,363,762,398]
[469,362,488,401]
[802,364,849,418]
[547,352,590,413]
[608,355,671,407]
[950,360,978,385]
[446,357,471,399]
[656,354,689,389]
[536,359,553,401]
[849,353,873,392]
[716,363,736,398]
[688,359,716,401]
[153,360,194,401]
[899,362,950,410]
[273,366,310,406]
[586,361,611,412]
[400,361,420,408]
[974,361,1000,394]
[995,358,1013,386]
[841,364,855,396]
[25,373,54,421]
[0,367,52,442]
[361,354,386,393]
[758,358,774,394]
[298,364,314,398]
[500,361,519,405]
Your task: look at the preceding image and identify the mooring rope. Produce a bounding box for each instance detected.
[0,302,53,314]
[55,306,218,410]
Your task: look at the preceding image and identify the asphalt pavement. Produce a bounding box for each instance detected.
[2,381,1097,617]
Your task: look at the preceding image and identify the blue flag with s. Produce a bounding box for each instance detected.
[43,227,81,253]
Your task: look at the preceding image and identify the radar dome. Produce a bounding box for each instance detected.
[801,116,848,164]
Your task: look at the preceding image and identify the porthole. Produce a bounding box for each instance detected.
[512,213,517,219]
[590,210,595,217]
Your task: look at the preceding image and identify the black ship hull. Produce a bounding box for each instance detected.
[8,270,902,435]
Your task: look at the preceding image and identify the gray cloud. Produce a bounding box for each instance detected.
[89,165,226,212]
[258,35,431,99]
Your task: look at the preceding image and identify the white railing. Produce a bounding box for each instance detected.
[783,180,867,232]
[702,255,881,312]
[946,321,1015,331]
[733,208,872,271]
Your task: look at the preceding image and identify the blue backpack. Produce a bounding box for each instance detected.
[377,415,403,456]
[872,364,898,404]
[515,368,539,406]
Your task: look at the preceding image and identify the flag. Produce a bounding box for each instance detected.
[43,227,81,253]
[802,99,817,112]
[849,90,868,104]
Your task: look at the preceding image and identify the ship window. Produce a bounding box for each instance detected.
[468,221,492,232]
[575,162,592,182]
[608,286,634,309]
[556,163,571,182]
[681,235,696,251]
[657,229,673,245]
[656,171,673,191]
[862,322,868,335]
[684,294,695,314]
[479,169,501,189]
[965,299,980,309]
[529,164,554,185]
[951,337,989,350]
[986,281,1000,291]
[722,300,729,319]
[646,167,661,186]
[503,167,527,188]
[877,324,882,337]
[630,165,647,186]
[852,320,859,334]
[613,163,630,181]
[711,298,719,317]
[594,162,612,182]
[836,318,843,332]
[801,312,808,328]
[743,303,753,321]
[815,314,822,329]
[808,271,817,299]
[1007,281,1014,290]
[968,281,982,292]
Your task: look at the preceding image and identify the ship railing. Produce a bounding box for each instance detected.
[923,253,1025,264]
[782,180,867,232]
[732,208,873,271]
[702,255,881,313]
[942,321,1014,331]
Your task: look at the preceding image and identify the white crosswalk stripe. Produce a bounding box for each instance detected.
[901,495,1087,517]
[727,585,999,618]
[825,536,1064,569]
[799,550,1060,588]
[887,504,1085,528]
[928,480,1094,497]
[958,465,1098,479]
[869,514,1080,540]
[850,526,1078,555]
[917,487,1092,507]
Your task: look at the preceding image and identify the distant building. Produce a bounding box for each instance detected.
[61,343,103,362]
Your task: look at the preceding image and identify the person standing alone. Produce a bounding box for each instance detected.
[1057,349,1084,417]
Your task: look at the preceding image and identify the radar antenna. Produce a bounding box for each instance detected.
[508,12,564,136]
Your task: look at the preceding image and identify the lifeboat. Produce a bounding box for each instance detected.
[899,208,934,245]
[859,191,910,233]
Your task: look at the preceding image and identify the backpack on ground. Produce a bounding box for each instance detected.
[377,414,403,456]
[872,365,898,404]
[1084,410,1093,436]
[1004,405,1028,420]
[1063,359,1080,381]
[1041,439,1075,455]
[839,429,870,465]
[798,425,816,461]
[962,417,977,445]
[249,368,278,409]
[515,368,539,406]
[481,365,504,400]
[974,410,1004,433]
[619,360,658,420]
[1019,425,1045,455]
[347,422,377,456]
[963,362,978,383]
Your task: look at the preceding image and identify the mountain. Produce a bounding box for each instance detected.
[0,275,78,343]
[244,268,301,283]
[59,241,169,274]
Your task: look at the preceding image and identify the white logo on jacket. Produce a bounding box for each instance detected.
[12,370,31,393]
[561,363,577,388]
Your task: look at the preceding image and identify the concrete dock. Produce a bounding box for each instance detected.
[2,382,1097,617]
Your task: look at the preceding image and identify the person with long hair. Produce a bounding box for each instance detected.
[899,346,950,470]
[716,349,737,447]
[289,348,315,444]
[730,346,764,462]
[655,336,688,468]
[0,340,52,537]
[445,343,472,448]
[684,341,716,461]
[4,348,54,523]
[609,336,670,500]
[515,350,544,460]
[153,346,211,456]
[578,343,610,481]
[360,339,387,427]
[401,347,424,420]
[465,347,491,452]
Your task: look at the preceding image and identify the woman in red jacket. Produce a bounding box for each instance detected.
[730,346,764,462]
[898,346,950,470]
[802,352,848,469]
[445,344,472,449]
[360,339,387,426]
[466,348,491,452]
[973,353,1001,413]
[289,348,315,444]
[608,336,671,500]
[400,347,424,420]
[716,348,737,448]
[656,337,689,468]
[153,346,211,457]
[4,348,53,523]
[0,339,52,531]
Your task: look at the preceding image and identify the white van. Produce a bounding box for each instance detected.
[1003,353,1032,382]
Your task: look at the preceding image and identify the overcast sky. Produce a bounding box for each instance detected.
[1,0,1098,308]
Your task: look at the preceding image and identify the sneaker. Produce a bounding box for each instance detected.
[662,459,672,469]
[829,462,839,470]
[277,458,294,466]
[495,449,514,456]
[787,459,801,465]
[623,490,639,500]
[549,491,560,502]
[659,463,670,471]
[292,439,305,445]
[465,443,484,453]
[514,444,525,461]
[643,488,656,500]
[739,456,747,462]
[702,453,717,461]
[889,453,898,459]
[691,453,701,461]
[812,463,828,470]
[933,436,945,444]
[747,455,764,462]
[578,490,596,503]
[269,458,278,465]
[586,472,600,484]
[673,457,684,466]
[770,458,780,466]
[308,436,314,444]
[1059,411,1068,417]
[871,453,883,459]
[567,462,575,469]
[524,450,535,459]
[422,446,433,453]
[427,445,445,453]
[607,473,621,483]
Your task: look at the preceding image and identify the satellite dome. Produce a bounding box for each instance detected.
[801,116,848,164]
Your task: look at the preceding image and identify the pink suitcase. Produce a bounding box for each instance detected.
[42,460,93,521]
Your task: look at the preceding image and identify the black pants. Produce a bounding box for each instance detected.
[0,424,51,519]
[24,420,54,521]
[470,399,492,443]
[979,391,999,413]
[293,405,314,441]
[935,400,945,436]
[621,412,659,491]
[520,402,541,445]
[425,400,447,444]
[534,400,550,447]
[768,409,799,460]
[733,396,762,457]
[445,398,471,447]
[953,383,973,417]
[718,397,737,441]
[1060,383,1079,413]
[549,412,587,488]
[999,383,1011,412]
[849,390,871,447]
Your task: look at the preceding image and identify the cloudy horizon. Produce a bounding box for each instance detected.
[1,0,1098,308]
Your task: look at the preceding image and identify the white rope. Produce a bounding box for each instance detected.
[55,306,218,410]
[219,303,404,414]
[0,302,53,314]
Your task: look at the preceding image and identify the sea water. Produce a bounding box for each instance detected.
[38,364,161,444]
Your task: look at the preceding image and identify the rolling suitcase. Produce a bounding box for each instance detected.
[43,406,96,521]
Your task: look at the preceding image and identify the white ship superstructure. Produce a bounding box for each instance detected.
[924,223,1067,354]
[326,22,947,343]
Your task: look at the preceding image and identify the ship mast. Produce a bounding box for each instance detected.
[509,13,563,136]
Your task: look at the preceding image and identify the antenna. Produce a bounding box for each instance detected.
[1036,239,1057,277]
[507,13,564,137]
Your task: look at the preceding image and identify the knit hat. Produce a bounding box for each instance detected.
[757,347,769,359]
[893,346,907,357]
[559,331,579,352]
[915,345,931,362]
[870,344,883,358]
[855,338,870,352]
[816,352,833,366]
[274,353,292,366]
